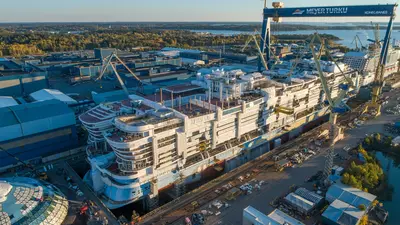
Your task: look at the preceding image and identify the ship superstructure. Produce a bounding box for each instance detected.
[344,47,400,86]
[79,100,140,156]
[80,61,360,209]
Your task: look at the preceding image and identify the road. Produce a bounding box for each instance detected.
[62,162,120,225]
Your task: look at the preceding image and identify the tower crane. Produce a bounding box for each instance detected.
[96,52,145,96]
[363,11,396,117]
[310,33,353,182]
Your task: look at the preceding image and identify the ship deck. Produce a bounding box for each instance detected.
[121,99,152,111]
[79,106,116,123]
[175,104,213,118]
[117,114,177,126]
[107,130,146,142]
[164,84,203,94]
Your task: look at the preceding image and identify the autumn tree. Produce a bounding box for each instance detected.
[375,133,381,142]
[360,215,368,225]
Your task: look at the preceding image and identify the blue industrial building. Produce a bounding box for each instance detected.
[94,48,116,60]
[0,99,78,168]
[0,58,48,97]
[322,183,377,225]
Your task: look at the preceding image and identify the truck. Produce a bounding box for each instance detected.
[225,187,242,201]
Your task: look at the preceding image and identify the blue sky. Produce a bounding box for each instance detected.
[0,0,397,22]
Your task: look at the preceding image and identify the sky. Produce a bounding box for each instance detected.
[0,0,398,22]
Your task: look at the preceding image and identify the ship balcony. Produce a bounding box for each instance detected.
[79,109,115,125]
[86,145,112,158]
[104,130,152,149]
[87,127,112,137]
[114,116,153,133]
[84,120,114,129]
[114,148,153,161]
[88,134,106,143]
[99,162,141,180]
[114,113,180,132]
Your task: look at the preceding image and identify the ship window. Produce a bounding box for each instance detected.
[192,131,200,136]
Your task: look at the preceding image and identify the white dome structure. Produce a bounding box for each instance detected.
[0,177,68,225]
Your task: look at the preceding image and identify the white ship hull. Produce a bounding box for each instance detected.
[84,107,330,209]
[79,66,362,209]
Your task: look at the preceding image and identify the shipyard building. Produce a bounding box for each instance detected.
[0,58,48,97]
[322,184,377,225]
[243,206,304,225]
[0,99,78,169]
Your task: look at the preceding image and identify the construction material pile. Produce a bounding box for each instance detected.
[385,104,400,115]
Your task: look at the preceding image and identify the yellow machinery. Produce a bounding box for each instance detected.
[225,187,242,201]
[363,14,396,117]
[131,210,141,224]
[186,201,199,212]
[310,33,353,182]
[275,106,294,115]
[241,30,280,71]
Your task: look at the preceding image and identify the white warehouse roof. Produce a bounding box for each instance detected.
[243,206,305,225]
[30,89,77,105]
[0,96,18,108]
[181,58,205,65]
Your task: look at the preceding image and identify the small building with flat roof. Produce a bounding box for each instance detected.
[243,206,305,225]
[283,187,324,214]
[326,183,376,208]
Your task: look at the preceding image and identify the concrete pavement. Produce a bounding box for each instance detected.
[62,162,120,225]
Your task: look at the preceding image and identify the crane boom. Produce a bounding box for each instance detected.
[241,32,271,71]
[311,33,351,182]
[364,13,396,117]
[96,52,144,96]
[109,63,130,95]
[253,36,269,71]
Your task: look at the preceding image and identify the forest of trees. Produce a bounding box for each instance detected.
[0,26,344,57]
[341,145,384,192]
[0,29,250,57]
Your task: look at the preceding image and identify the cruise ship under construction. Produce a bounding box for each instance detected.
[78,54,384,210]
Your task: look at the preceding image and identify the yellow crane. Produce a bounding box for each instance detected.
[310,33,353,182]
[363,12,396,117]
[241,31,280,71]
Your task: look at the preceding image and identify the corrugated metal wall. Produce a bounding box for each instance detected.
[0,73,48,97]
[0,126,78,167]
